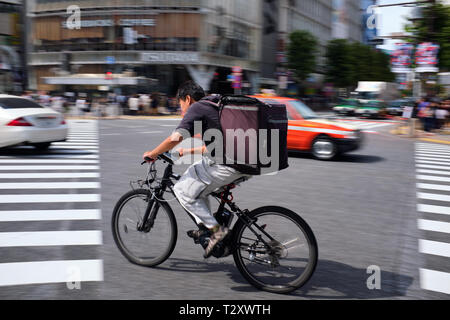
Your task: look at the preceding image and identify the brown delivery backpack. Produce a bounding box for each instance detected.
[201,95,288,175]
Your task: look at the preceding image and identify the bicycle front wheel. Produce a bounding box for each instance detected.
[232,206,318,294]
[112,189,177,267]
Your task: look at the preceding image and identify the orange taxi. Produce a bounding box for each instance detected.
[251,95,363,160]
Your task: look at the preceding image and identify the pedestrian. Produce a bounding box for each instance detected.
[75,96,86,117]
[128,94,140,116]
[150,92,160,115]
[50,95,64,113]
[139,93,150,115]
[435,103,448,131]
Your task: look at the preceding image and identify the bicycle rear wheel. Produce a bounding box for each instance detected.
[112,189,177,267]
[232,206,318,294]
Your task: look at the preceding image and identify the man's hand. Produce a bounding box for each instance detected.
[176,148,185,157]
[142,150,158,162]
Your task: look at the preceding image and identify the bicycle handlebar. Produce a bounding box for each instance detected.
[141,152,175,165]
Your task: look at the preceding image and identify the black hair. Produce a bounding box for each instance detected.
[176,80,205,102]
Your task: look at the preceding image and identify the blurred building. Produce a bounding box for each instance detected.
[261,0,333,87]
[27,0,262,95]
[0,0,25,93]
[332,0,363,43]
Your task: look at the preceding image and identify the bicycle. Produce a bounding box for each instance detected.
[111,153,318,294]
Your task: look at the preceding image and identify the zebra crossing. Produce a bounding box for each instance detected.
[415,142,450,295]
[0,120,103,290]
[333,118,400,133]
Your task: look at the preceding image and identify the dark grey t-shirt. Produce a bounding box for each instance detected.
[175,99,221,147]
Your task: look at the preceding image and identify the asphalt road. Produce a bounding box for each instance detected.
[0,118,449,300]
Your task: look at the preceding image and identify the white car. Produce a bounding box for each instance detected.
[0,94,68,149]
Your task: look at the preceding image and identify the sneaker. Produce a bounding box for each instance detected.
[204,226,229,258]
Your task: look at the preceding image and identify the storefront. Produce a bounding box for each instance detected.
[0,0,24,93]
[28,1,262,95]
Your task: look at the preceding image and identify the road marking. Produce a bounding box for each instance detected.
[0,155,100,159]
[416,142,450,296]
[0,159,98,164]
[417,169,450,176]
[416,159,450,165]
[53,142,99,146]
[417,204,450,215]
[418,219,450,234]
[420,269,450,294]
[0,194,100,203]
[0,209,101,222]
[417,183,450,192]
[0,172,100,178]
[416,164,450,170]
[0,259,103,287]
[416,152,450,158]
[0,182,100,189]
[416,156,450,161]
[0,165,99,171]
[417,192,450,202]
[416,148,450,154]
[50,146,99,150]
[0,230,102,247]
[419,239,450,258]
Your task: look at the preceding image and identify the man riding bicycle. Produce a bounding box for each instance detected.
[142,81,249,258]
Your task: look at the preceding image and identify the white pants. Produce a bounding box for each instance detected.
[173,157,249,229]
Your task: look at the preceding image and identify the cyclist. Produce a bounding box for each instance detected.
[142,81,249,258]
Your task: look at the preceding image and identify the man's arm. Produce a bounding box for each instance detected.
[177,145,207,157]
[143,131,183,161]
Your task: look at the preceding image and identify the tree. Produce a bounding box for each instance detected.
[324,39,354,88]
[324,40,395,89]
[287,30,318,82]
[404,2,450,71]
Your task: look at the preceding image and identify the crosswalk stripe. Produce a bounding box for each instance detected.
[417,192,450,202]
[417,183,450,192]
[53,142,99,146]
[416,164,450,170]
[0,182,100,189]
[416,159,450,165]
[65,139,98,142]
[420,269,450,294]
[0,230,102,247]
[416,156,450,161]
[416,149,450,154]
[417,204,450,215]
[0,159,98,164]
[416,152,450,158]
[0,194,100,203]
[0,172,100,178]
[48,148,99,152]
[417,169,450,176]
[0,155,99,159]
[418,219,450,234]
[0,165,99,171]
[0,209,101,221]
[0,259,103,287]
[419,239,450,258]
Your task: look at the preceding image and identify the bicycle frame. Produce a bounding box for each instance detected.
[138,156,276,251]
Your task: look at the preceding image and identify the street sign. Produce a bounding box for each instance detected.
[106,56,115,64]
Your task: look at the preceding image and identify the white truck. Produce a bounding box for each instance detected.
[353,81,401,118]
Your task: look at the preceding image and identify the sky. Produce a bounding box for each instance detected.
[376,0,414,51]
